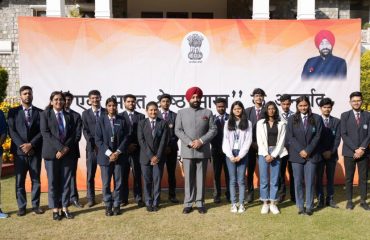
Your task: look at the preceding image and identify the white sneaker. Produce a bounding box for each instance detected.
[230,204,238,213]
[261,203,269,214]
[238,204,246,213]
[270,204,280,214]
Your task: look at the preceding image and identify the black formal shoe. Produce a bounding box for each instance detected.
[137,201,145,208]
[62,210,74,219]
[87,200,96,208]
[152,206,159,212]
[298,208,305,215]
[72,200,83,208]
[360,202,370,211]
[113,207,121,216]
[182,207,192,214]
[246,193,254,204]
[169,197,179,204]
[146,206,153,212]
[327,200,339,209]
[317,199,325,209]
[17,208,26,217]
[121,201,129,207]
[52,212,62,221]
[105,207,113,216]
[198,207,207,214]
[213,197,221,204]
[32,207,44,215]
[346,201,354,210]
[305,209,313,216]
[278,195,285,204]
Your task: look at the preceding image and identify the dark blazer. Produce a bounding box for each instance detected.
[95,114,129,166]
[82,108,105,152]
[40,108,76,160]
[157,110,178,151]
[120,111,145,152]
[211,113,229,151]
[245,106,260,142]
[301,54,347,80]
[319,116,341,159]
[287,113,323,163]
[7,106,43,156]
[340,110,370,157]
[68,109,82,158]
[137,118,168,165]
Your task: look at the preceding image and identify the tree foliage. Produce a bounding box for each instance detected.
[0,67,8,102]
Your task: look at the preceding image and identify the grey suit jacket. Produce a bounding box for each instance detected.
[175,107,217,159]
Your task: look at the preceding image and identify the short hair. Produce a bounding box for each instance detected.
[63,91,74,99]
[124,94,136,102]
[146,101,158,110]
[279,94,291,102]
[88,90,101,97]
[105,95,117,106]
[349,91,362,100]
[319,97,335,107]
[251,88,266,97]
[158,93,172,101]
[19,85,32,94]
[214,98,227,105]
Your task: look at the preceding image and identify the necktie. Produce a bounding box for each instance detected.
[129,113,133,125]
[57,112,65,142]
[303,116,308,130]
[324,118,329,128]
[356,112,360,126]
[283,112,288,120]
[256,109,261,120]
[24,108,31,127]
[220,115,225,126]
[110,118,115,136]
[163,111,168,121]
[151,120,155,137]
[95,110,99,122]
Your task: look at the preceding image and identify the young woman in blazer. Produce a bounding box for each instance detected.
[256,101,288,215]
[95,96,129,217]
[137,101,168,212]
[287,96,322,216]
[222,101,252,213]
[40,91,76,221]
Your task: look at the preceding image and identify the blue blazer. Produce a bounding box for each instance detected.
[137,118,168,165]
[7,106,43,156]
[40,108,76,160]
[68,109,82,158]
[301,54,347,79]
[157,110,178,151]
[120,111,145,154]
[82,108,106,152]
[319,116,341,160]
[211,113,229,151]
[340,110,370,157]
[287,113,323,163]
[245,107,260,142]
[95,114,129,166]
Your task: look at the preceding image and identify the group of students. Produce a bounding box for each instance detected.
[0,85,368,220]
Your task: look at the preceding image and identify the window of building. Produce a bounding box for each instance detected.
[192,12,214,19]
[166,12,189,18]
[141,12,164,18]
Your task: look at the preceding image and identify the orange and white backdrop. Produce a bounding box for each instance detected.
[18,17,360,191]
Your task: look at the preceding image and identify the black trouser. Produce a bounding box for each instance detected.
[165,148,178,198]
[15,155,41,209]
[70,157,79,202]
[278,155,295,200]
[246,147,257,198]
[344,156,368,202]
[315,158,337,201]
[100,162,123,208]
[86,150,97,202]
[122,152,142,203]
[141,161,164,207]
[211,150,230,199]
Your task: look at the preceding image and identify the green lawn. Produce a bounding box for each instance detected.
[1,176,370,240]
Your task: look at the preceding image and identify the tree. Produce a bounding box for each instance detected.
[0,67,8,102]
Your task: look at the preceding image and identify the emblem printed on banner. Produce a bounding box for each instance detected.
[181,31,210,64]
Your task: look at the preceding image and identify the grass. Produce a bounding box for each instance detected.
[1,176,370,240]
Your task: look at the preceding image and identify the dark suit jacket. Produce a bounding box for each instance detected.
[340,110,370,157]
[287,113,323,163]
[7,105,43,156]
[95,114,129,166]
[245,106,261,142]
[137,118,168,165]
[319,116,341,159]
[301,54,347,79]
[120,110,145,154]
[40,108,76,160]
[68,109,82,158]
[82,108,106,152]
[211,113,229,152]
[157,110,178,151]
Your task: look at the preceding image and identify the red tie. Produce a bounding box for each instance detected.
[256,109,261,120]
[356,112,360,126]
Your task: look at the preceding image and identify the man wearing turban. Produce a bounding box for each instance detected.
[301,30,347,80]
[175,87,217,214]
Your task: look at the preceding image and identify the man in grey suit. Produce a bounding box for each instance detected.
[175,87,217,214]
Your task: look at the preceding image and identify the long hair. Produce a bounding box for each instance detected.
[293,95,315,126]
[262,101,280,123]
[228,101,249,131]
[45,91,65,110]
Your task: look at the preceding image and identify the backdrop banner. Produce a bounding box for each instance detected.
[18,17,361,192]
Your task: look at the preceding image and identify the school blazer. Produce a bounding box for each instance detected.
[7,105,43,156]
[68,109,82,159]
[157,110,178,151]
[256,119,288,158]
[40,108,76,160]
[286,113,323,163]
[95,114,129,166]
[319,116,341,159]
[222,120,253,159]
[82,107,106,152]
[120,111,145,154]
[340,110,370,157]
[137,118,169,165]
